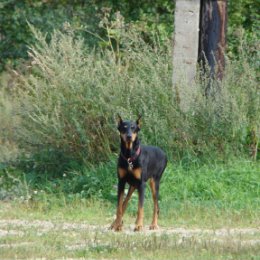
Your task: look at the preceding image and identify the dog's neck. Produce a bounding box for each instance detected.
[120,138,140,159]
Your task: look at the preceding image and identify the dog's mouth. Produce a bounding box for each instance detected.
[121,132,137,150]
[125,140,133,149]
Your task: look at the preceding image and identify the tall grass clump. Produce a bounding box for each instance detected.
[189,55,260,161]
[0,90,20,164]
[5,17,259,177]
[11,25,173,175]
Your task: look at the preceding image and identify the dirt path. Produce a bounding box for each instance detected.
[0,219,259,244]
[0,219,259,260]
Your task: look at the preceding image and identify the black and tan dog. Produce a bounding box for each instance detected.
[110,115,167,231]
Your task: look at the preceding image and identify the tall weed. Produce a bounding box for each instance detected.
[3,24,259,175]
[0,90,20,163]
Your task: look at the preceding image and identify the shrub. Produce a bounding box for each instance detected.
[10,25,172,172]
[3,23,259,176]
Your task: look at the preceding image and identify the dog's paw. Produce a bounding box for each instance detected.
[134,224,143,232]
[149,224,159,230]
[109,220,123,231]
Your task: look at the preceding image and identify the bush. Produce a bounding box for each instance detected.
[11,26,173,173]
[1,0,259,72]
[2,23,259,176]
[0,1,174,72]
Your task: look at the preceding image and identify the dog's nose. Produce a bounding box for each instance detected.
[126,134,132,141]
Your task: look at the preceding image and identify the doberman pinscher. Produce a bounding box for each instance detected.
[110,115,167,231]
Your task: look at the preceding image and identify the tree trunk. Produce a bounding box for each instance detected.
[199,0,227,81]
[172,0,201,111]
[173,0,227,110]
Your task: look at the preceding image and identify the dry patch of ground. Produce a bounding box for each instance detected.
[0,219,259,245]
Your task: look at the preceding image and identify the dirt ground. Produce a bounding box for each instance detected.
[1,219,260,249]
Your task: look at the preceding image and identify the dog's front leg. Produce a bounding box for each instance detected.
[134,182,145,231]
[110,179,125,231]
[122,185,136,214]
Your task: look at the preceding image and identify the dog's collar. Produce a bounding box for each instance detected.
[120,146,141,165]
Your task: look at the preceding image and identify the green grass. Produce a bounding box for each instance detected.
[0,159,259,259]
[0,195,259,229]
[1,159,259,225]
[161,160,260,209]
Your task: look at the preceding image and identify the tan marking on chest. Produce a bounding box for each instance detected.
[131,167,142,180]
[118,168,127,179]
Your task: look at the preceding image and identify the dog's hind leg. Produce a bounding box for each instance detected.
[149,178,159,230]
[134,183,145,231]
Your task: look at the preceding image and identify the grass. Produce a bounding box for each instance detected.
[0,24,259,259]
[1,159,259,226]
[0,159,259,259]
[0,195,259,228]
[0,200,259,260]
[1,226,259,260]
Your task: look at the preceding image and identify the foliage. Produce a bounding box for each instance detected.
[1,0,259,71]
[0,23,258,176]
[0,0,174,71]
[228,0,259,29]
[227,0,260,61]
[0,0,102,71]
[9,26,173,173]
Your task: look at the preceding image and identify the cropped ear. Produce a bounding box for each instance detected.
[136,114,142,130]
[117,114,123,129]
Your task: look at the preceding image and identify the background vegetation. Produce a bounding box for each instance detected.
[0,0,259,215]
[0,2,259,259]
[0,0,259,71]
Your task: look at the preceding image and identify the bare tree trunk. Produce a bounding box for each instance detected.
[172,0,201,111]
[173,0,227,110]
[199,0,227,82]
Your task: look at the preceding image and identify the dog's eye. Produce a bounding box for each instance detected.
[120,125,127,132]
[131,125,135,130]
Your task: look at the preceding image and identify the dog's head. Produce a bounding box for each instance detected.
[117,114,141,149]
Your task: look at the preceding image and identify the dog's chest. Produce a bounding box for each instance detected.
[128,167,142,180]
[118,167,142,181]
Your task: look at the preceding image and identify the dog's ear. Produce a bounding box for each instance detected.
[136,114,142,130]
[117,114,123,129]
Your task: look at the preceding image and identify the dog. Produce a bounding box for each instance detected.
[110,115,167,231]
